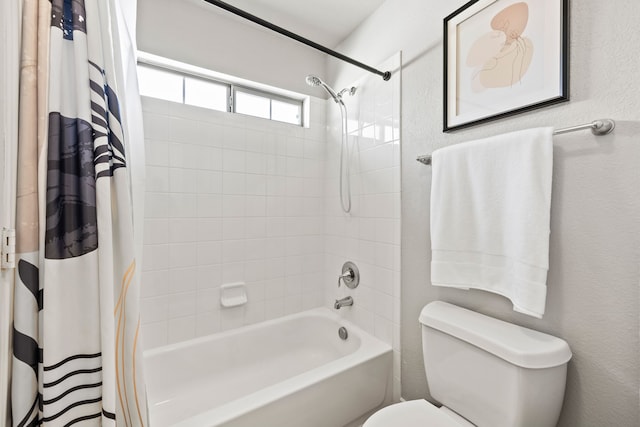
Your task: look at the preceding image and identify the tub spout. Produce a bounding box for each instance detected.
[334,296,353,309]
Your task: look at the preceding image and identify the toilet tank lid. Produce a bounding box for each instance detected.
[419,301,572,369]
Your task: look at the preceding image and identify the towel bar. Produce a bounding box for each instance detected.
[416,119,616,166]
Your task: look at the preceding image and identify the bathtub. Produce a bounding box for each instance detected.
[144,308,393,427]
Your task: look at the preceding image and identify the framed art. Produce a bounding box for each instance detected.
[443,0,569,132]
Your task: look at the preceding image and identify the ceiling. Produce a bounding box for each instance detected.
[215,0,386,48]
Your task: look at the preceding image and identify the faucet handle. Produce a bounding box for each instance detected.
[338,261,360,289]
[338,270,353,287]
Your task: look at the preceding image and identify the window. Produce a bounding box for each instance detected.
[233,88,302,125]
[137,65,183,104]
[185,77,228,112]
[137,62,304,126]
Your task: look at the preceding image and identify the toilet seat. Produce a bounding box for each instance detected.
[363,400,471,427]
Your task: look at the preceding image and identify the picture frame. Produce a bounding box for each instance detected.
[443,0,569,132]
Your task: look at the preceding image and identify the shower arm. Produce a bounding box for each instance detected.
[202,0,392,81]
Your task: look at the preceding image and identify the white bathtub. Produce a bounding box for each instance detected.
[144,308,393,427]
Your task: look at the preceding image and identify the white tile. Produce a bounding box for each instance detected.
[245,174,267,195]
[168,193,197,218]
[140,295,168,323]
[169,242,197,269]
[244,302,266,325]
[169,168,197,193]
[141,96,169,115]
[142,244,169,271]
[266,176,286,196]
[220,306,245,331]
[168,316,196,344]
[168,267,198,294]
[145,140,169,167]
[245,196,266,217]
[245,218,266,239]
[222,240,245,264]
[197,146,223,170]
[141,321,168,350]
[197,288,221,313]
[374,314,393,345]
[223,126,245,150]
[169,117,200,143]
[264,238,285,259]
[197,170,223,194]
[197,194,223,218]
[222,218,245,240]
[264,298,285,320]
[169,292,197,318]
[301,291,323,310]
[146,166,169,192]
[244,129,265,153]
[144,193,169,218]
[303,140,324,160]
[142,112,169,140]
[197,264,223,289]
[197,241,222,265]
[374,291,394,320]
[375,242,395,270]
[244,260,266,282]
[303,159,323,179]
[266,196,286,217]
[222,172,246,195]
[197,218,222,241]
[169,142,200,169]
[222,195,245,217]
[375,218,395,244]
[245,239,266,261]
[221,262,244,283]
[169,218,198,243]
[285,157,304,177]
[196,311,221,336]
[141,270,169,298]
[198,122,225,147]
[245,152,265,174]
[286,136,304,158]
[223,149,246,172]
[144,219,168,245]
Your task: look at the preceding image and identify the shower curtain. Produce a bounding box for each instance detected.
[11,0,148,425]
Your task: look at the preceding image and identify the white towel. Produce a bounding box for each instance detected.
[430,127,554,318]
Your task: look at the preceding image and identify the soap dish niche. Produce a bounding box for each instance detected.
[220,282,248,308]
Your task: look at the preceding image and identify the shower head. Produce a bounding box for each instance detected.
[305,74,341,103]
[305,75,323,87]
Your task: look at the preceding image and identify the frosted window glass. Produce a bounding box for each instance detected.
[271,100,301,125]
[235,91,270,119]
[185,77,228,111]
[137,65,183,103]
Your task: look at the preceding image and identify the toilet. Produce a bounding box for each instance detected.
[364,301,572,427]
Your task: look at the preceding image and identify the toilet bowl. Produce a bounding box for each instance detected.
[364,301,572,427]
[364,400,474,427]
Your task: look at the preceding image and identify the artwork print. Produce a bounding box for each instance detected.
[444,0,568,131]
[467,2,533,92]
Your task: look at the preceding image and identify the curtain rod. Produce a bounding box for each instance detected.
[202,0,392,81]
[416,119,616,166]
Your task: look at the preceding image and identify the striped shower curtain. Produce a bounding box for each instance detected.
[11,0,148,425]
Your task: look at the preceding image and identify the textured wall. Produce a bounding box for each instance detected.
[331,0,640,426]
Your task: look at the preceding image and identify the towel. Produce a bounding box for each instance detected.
[430,127,554,318]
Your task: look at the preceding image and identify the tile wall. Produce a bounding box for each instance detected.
[323,53,402,400]
[140,96,327,348]
[139,57,402,402]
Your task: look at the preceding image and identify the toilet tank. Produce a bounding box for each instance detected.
[420,301,572,427]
